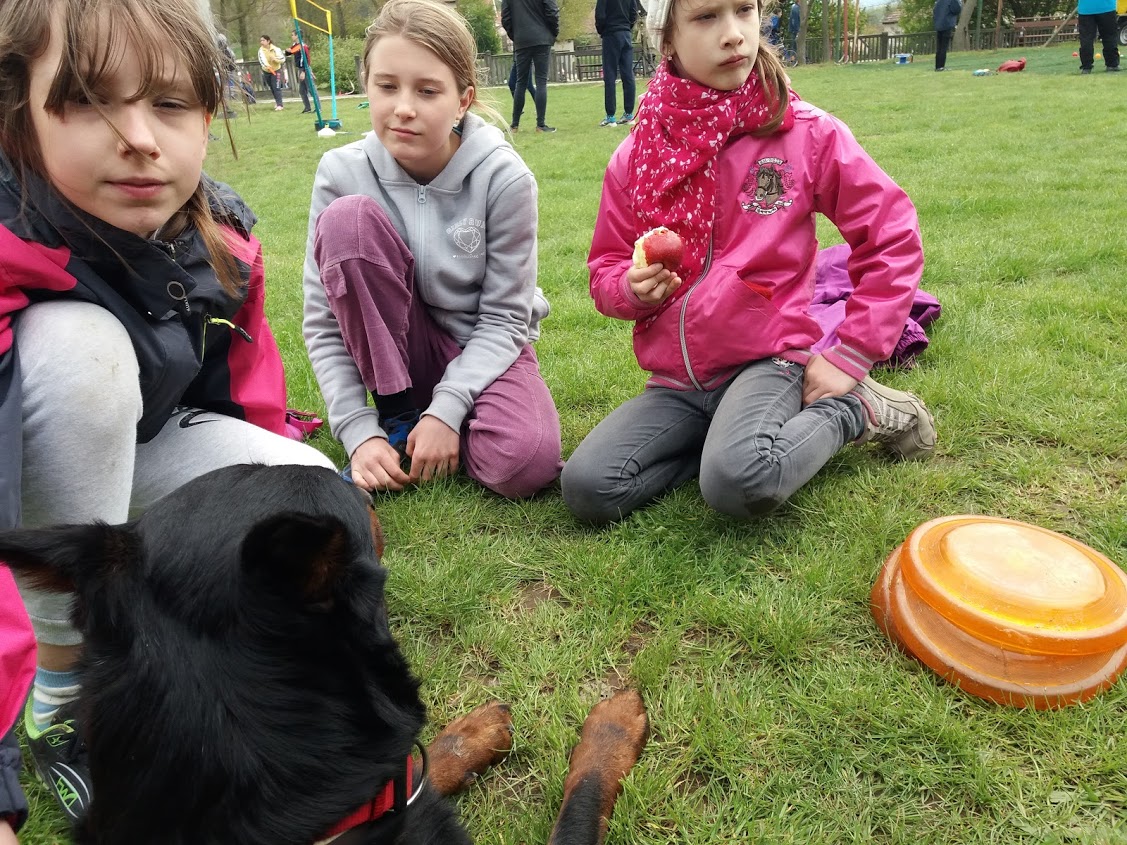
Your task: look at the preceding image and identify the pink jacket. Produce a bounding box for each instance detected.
[0,567,34,734]
[588,99,924,390]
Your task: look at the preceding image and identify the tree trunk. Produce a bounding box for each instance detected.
[797,0,810,64]
[822,0,831,62]
[953,0,979,50]
[336,1,349,38]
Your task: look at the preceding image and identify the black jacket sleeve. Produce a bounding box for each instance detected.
[0,730,27,833]
[501,0,513,40]
[545,0,560,39]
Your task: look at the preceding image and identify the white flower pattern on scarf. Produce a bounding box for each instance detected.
[628,60,794,284]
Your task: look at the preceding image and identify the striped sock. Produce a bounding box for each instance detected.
[28,667,81,732]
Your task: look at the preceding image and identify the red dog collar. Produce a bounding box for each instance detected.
[317,744,425,843]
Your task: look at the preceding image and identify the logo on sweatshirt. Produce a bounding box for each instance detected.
[740,158,794,216]
[448,218,484,256]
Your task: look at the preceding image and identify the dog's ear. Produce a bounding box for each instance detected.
[0,523,134,593]
[242,512,353,606]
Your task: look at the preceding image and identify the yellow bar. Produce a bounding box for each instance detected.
[290,0,334,36]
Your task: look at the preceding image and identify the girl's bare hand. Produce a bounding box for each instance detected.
[349,437,411,492]
[627,263,683,305]
[406,416,460,484]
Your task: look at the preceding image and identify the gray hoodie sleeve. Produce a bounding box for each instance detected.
[301,153,386,457]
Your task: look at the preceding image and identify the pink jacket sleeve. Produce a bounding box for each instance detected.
[811,117,923,381]
[587,143,663,321]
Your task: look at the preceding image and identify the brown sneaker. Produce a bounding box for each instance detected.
[851,376,937,460]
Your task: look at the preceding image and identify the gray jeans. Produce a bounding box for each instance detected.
[561,357,867,523]
[14,301,335,646]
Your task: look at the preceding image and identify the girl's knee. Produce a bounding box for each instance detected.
[314,195,409,264]
[699,457,786,519]
[559,459,623,525]
[17,302,142,426]
[473,437,562,499]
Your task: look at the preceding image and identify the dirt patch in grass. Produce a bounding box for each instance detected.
[516,580,565,613]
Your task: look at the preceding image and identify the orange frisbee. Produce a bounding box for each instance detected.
[872,516,1127,709]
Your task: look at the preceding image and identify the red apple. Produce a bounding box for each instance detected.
[632,227,684,272]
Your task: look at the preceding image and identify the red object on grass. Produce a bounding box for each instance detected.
[997,57,1026,72]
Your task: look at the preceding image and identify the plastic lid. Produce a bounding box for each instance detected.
[898,516,1127,656]
[872,549,1127,709]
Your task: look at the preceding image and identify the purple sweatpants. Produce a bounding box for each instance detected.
[314,195,562,499]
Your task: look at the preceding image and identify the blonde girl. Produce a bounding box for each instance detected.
[0,0,334,822]
[303,0,562,498]
[562,0,937,524]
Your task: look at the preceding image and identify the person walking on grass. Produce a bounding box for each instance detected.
[258,33,286,109]
[596,0,639,126]
[933,0,961,71]
[0,0,337,823]
[1077,0,1120,73]
[303,0,563,498]
[502,0,559,132]
[561,0,937,525]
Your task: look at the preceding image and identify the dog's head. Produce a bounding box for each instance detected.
[0,463,424,844]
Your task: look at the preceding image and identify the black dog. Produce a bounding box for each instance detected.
[0,464,647,844]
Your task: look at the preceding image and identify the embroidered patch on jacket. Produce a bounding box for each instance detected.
[740,158,795,216]
[448,217,484,257]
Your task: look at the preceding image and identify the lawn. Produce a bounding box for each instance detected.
[19,44,1127,844]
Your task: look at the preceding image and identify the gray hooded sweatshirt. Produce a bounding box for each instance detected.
[302,113,549,456]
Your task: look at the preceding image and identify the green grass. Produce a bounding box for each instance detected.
[19,44,1127,844]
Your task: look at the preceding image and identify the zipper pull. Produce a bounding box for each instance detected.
[417,186,426,204]
[166,281,189,318]
[206,316,253,343]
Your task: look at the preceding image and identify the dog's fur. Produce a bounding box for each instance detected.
[0,464,647,845]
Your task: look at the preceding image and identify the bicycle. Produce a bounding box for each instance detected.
[780,46,799,67]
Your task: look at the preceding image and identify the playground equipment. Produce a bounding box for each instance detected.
[290,0,342,134]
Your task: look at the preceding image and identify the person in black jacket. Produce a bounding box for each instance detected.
[596,0,638,126]
[933,0,961,71]
[502,0,560,132]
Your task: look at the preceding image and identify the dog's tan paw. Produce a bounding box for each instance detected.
[425,700,513,796]
[547,690,649,844]
[569,689,649,784]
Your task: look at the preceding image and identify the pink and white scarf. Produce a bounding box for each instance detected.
[629,60,794,282]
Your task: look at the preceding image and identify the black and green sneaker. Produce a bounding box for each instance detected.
[24,700,92,823]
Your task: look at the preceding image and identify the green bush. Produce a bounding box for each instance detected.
[308,35,366,95]
[459,0,501,55]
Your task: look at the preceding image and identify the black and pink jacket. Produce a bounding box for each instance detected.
[0,152,290,532]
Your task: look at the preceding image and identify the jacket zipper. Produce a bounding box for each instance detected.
[201,315,253,357]
[677,237,714,391]
[415,185,427,296]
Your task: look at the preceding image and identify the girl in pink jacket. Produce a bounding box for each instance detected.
[562,0,937,524]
